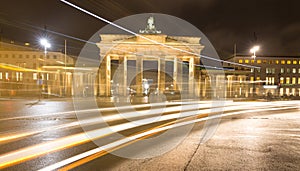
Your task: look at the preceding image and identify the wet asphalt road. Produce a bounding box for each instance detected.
[0,98,299,170]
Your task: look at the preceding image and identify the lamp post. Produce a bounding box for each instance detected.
[39,38,51,99]
[250,46,259,97]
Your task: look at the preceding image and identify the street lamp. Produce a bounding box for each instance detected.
[39,38,51,99]
[250,45,260,98]
[250,46,259,59]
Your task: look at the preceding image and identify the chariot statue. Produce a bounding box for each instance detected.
[139,16,162,34]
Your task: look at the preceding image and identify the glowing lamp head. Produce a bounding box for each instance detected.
[40,38,51,48]
[250,46,259,53]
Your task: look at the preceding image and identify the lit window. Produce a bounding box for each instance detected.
[280,68,284,73]
[280,77,284,84]
[276,60,279,64]
[257,60,261,64]
[286,77,290,84]
[245,60,249,64]
[266,77,269,85]
[250,77,254,83]
[287,60,291,64]
[298,78,300,84]
[238,59,243,63]
[292,77,296,84]
[251,60,255,64]
[293,68,296,73]
[5,72,9,80]
[298,68,300,74]
[293,60,297,64]
[20,72,23,81]
[0,72,2,79]
[256,77,260,80]
[272,68,275,74]
[16,72,19,81]
[33,73,38,80]
[281,60,285,64]
[263,60,267,64]
[271,77,275,84]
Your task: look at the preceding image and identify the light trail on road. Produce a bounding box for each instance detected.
[0,101,298,170]
[40,103,298,171]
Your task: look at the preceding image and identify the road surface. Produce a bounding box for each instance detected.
[0,98,299,170]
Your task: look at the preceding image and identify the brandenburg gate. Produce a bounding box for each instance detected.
[96,17,204,97]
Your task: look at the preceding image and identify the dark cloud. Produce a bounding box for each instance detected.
[0,0,300,58]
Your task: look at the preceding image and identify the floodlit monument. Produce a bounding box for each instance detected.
[96,17,204,98]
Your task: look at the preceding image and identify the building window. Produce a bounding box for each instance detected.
[293,60,297,64]
[292,77,296,84]
[33,55,36,58]
[298,68,300,74]
[257,60,261,64]
[53,55,57,59]
[16,72,19,81]
[238,59,243,63]
[280,68,284,73]
[33,73,38,80]
[287,60,291,64]
[298,78,300,84]
[292,68,296,74]
[280,77,284,84]
[20,72,23,81]
[5,54,8,58]
[276,60,279,64]
[0,72,2,79]
[281,60,285,64]
[263,60,267,64]
[256,77,260,81]
[12,54,15,58]
[245,59,249,64]
[251,60,255,64]
[26,55,29,58]
[286,77,290,84]
[19,54,23,58]
[5,72,9,80]
[287,68,291,73]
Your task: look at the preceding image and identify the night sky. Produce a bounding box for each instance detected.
[1,0,300,59]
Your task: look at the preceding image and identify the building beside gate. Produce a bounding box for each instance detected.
[225,55,300,98]
[0,40,75,97]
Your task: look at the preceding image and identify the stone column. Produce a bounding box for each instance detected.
[158,57,166,94]
[136,56,143,96]
[194,57,201,97]
[99,55,111,96]
[118,56,127,96]
[210,75,216,98]
[173,57,178,90]
[188,57,195,96]
[176,57,182,91]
